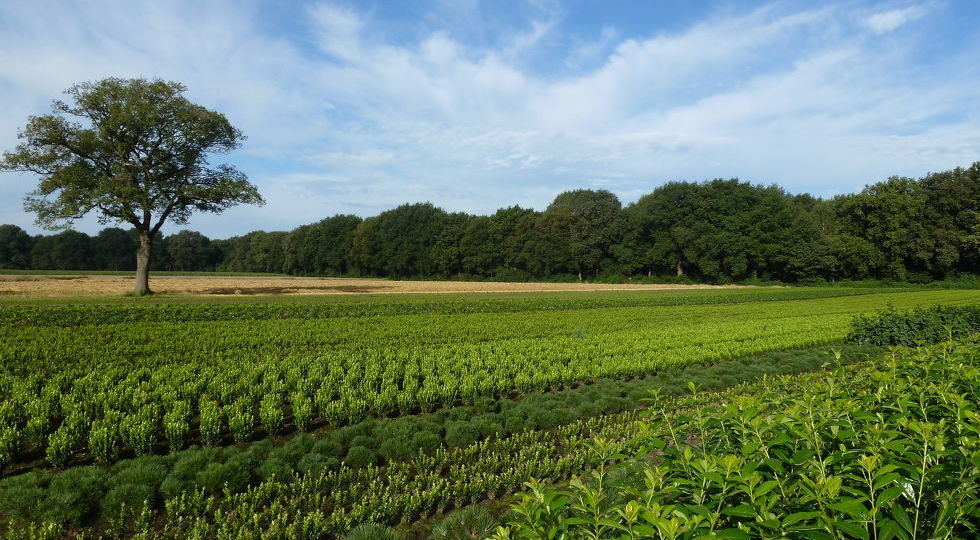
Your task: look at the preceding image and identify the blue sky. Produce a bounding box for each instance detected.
[1,0,978,237]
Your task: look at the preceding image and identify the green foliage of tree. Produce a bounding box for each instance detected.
[918,163,980,276]
[282,215,361,276]
[0,77,263,294]
[216,231,287,273]
[163,230,216,271]
[835,176,925,280]
[430,212,473,277]
[458,216,495,275]
[4,161,977,284]
[350,203,449,277]
[490,205,539,279]
[92,228,136,271]
[30,230,94,270]
[0,224,33,269]
[627,179,807,282]
[538,189,622,280]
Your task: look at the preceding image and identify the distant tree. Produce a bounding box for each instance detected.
[30,230,93,270]
[488,206,538,278]
[612,203,656,278]
[628,180,802,282]
[93,228,136,270]
[17,158,975,284]
[458,216,494,276]
[0,77,263,295]
[350,203,448,277]
[830,234,883,279]
[833,164,980,280]
[165,230,217,272]
[430,212,472,277]
[0,225,33,269]
[247,231,288,273]
[835,177,925,280]
[778,196,836,282]
[538,189,622,280]
[918,164,980,276]
[215,233,251,272]
[283,215,361,276]
[216,231,286,273]
[629,182,700,278]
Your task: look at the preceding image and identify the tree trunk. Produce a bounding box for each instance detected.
[135,231,152,296]
[676,261,684,277]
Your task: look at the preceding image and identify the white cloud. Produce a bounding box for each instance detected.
[0,0,977,237]
[866,4,930,34]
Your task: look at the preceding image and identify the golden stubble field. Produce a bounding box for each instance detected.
[0,274,740,298]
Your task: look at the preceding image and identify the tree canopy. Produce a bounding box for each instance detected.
[0,77,263,294]
[3,164,977,284]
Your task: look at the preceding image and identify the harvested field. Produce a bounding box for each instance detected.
[0,274,740,298]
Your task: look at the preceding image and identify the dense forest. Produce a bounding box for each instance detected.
[1,163,977,283]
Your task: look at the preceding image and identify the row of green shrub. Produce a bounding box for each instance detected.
[848,304,980,346]
[0,344,873,528]
[0,287,888,327]
[10,291,946,472]
[490,337,980,539]
[351,336,980,540]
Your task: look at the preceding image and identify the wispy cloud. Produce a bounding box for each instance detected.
[866,4,931,34]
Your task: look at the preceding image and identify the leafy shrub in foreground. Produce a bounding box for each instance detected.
[109,457,168,491]
[412,431,441,453]
[124,406,158,457]
[162,401,191,451]
[227,400,254,443]
[198,399,223,447]
[496,338,980,539]
[259,393,284,435]
[311,439,343,458]
[378,437,414,462]
[291,392,313,432]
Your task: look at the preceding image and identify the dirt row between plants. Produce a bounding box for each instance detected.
[0,274,740,298]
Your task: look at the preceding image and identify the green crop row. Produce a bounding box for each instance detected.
[8,337,975,539]
[1,344,872,530]
[0,287,896,328]
[0,290,975,471]
[495,338,980,539]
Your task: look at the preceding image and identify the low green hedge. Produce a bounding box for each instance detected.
[848,304,980,346]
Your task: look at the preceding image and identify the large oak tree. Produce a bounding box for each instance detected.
[0,77,263,295]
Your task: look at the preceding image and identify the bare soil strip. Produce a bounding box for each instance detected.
[0,274,740,298]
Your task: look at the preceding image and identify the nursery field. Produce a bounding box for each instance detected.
[0,287,977,538]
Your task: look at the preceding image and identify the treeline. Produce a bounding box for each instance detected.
[1,163,977,283]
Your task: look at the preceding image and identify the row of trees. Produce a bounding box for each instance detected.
[0,227,213,273]
[2,163,977,283]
